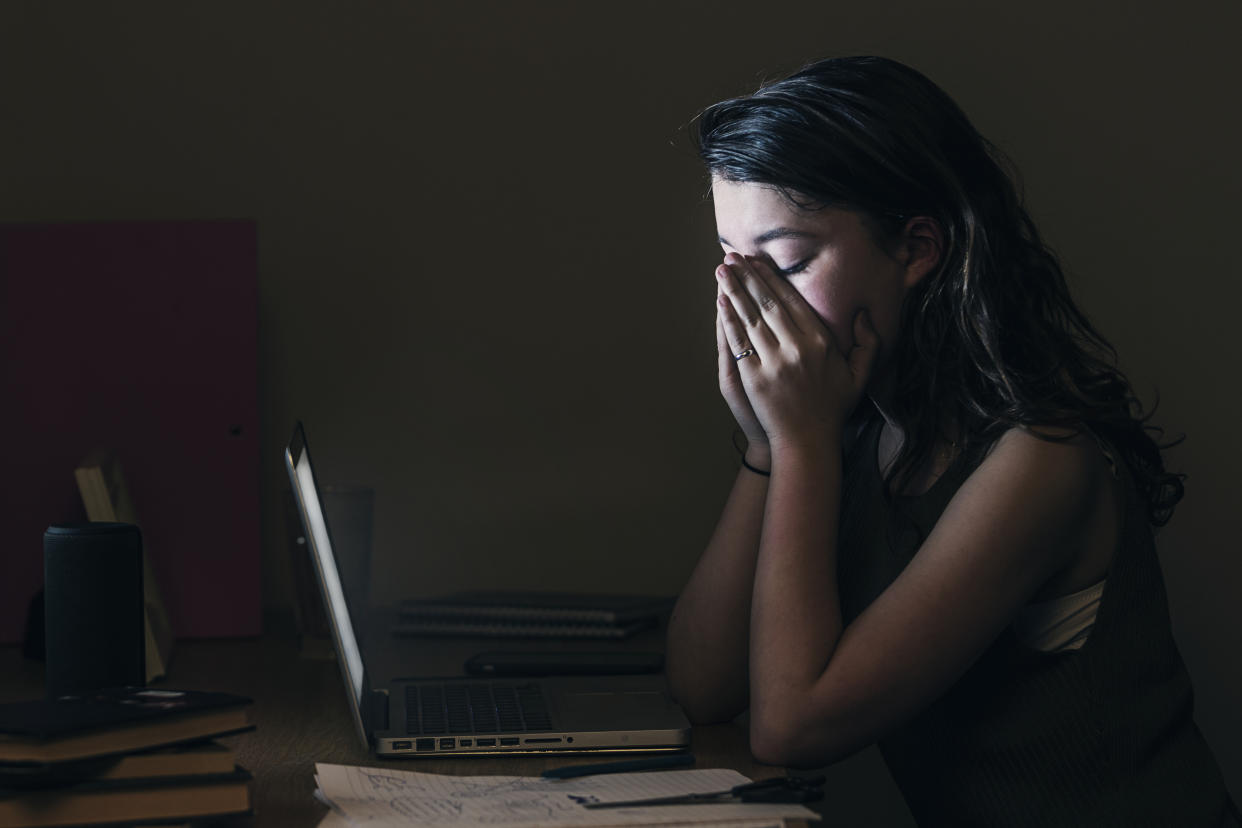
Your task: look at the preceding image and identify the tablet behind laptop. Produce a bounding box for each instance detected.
[284,422,691,757]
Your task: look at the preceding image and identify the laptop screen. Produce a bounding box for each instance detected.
[284,422,369,745]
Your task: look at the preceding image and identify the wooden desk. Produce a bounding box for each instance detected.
[0,632,798,827]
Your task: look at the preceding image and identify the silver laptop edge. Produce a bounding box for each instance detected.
[284,422,690,757]
[285,423,374,749]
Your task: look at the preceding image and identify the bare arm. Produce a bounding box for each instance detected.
[666,288,775,723]
[748,428,1106,766]
[665,458,767,723]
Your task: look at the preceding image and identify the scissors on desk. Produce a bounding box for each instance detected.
[583,774,825,809]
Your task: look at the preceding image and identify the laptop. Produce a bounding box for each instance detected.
[284,422,691,757]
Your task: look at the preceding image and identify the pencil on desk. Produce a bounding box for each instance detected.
[541,753,695,779]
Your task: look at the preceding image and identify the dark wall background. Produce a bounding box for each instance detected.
[3,0,1238,816]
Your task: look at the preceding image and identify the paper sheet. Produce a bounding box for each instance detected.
[314,811,787,828]
[314,763,819,827]
[315,811,786,828]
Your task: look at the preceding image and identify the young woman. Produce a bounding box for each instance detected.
[665,56,1237,825]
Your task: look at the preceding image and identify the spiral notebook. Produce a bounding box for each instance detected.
[393,592,672,639]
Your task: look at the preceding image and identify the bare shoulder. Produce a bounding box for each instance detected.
[983,424,1110,473]
[979,424,1116,503]
[969,424,1122,596]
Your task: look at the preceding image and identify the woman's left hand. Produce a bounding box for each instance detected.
[716,252,878,452]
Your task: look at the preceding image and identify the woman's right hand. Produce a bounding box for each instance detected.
[717,296,771,468]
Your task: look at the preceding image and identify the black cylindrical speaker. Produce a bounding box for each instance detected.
[43,523,146,698]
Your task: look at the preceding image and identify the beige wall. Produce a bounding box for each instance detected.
[3,0,1238,811]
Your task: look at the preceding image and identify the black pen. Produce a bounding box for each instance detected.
[541,753,695,779]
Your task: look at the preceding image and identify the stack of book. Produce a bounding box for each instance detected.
[0,687,253,827]
[393,591,673,639]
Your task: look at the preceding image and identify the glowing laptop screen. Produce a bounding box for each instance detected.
[285,425,368,744]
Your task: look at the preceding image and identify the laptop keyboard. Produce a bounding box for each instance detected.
[405,683,553,735]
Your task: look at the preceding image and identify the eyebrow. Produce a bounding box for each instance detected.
[717,227,818,247]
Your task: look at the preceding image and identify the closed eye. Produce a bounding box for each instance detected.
[778,259,811,277]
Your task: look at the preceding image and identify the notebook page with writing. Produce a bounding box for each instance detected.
[314,763,819,827]
[313,806,784,828]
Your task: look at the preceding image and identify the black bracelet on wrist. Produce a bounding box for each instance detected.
[732,429,771,476]
[741,456,771,477]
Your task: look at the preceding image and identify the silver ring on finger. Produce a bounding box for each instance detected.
[733,348,756,361]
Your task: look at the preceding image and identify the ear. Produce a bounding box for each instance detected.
[896,216,943,288]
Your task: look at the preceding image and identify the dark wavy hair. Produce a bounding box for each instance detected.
[695,55,1183,526]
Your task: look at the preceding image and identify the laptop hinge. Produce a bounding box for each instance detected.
[371,688,389,732]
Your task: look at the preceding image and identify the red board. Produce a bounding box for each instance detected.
[0,221,261,642]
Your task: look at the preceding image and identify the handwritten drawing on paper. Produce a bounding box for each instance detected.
[313,763,820,827]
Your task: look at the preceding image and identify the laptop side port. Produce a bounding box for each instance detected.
[392,740,413,751]
[439,738,455,750]
[460,739,473,747]
[416,738,435,752]
[476,738,496,747]
[500,737,520,746]
[524,737,562,744]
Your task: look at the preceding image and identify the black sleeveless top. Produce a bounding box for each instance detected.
[836,420,1237,826]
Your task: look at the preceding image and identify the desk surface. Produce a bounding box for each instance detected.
[0,630,797,827]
